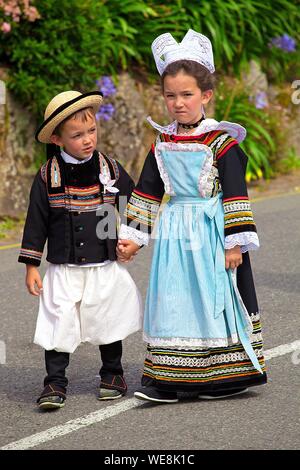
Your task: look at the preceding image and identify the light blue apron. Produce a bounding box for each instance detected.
[144,145,262,373]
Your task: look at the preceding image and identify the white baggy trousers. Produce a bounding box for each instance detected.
[34,262,143,353]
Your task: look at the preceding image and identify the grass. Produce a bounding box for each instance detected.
[0,216,24,240]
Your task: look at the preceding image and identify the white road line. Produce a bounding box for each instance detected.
[1,398,144,450]
[2,339,300,451]
[264,339,300,360]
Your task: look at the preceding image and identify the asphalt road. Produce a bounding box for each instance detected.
[0,192,299,451]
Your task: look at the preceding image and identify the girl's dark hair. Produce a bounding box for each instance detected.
[161,60,216,92]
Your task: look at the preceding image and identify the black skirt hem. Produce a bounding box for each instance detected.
[141,372,267,393]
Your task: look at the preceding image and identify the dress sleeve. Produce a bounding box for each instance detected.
[217,140,259,252]
[18,169,50,266]
[118,146,165,245]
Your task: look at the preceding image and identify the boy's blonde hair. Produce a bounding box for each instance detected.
[53,107,95,136]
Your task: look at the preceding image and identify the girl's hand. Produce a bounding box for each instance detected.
[117,240,139,263]
[26,264,43,296]
[225,246,243,270]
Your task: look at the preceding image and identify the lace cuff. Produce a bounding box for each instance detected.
[225,232,259,253]
[118,224,150,246]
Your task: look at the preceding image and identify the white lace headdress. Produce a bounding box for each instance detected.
[151,29,215,75]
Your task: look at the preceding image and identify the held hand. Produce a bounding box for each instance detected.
[117,240,139,263]
[225,246,243,270]
[26,265,43,296]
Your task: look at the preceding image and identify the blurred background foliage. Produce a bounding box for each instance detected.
[1,0,300,180]
[1,0,299,115]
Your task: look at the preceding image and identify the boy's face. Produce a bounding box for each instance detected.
[51,113,97,160]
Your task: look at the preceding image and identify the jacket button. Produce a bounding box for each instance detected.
[78,257,86,263]
[76,241,84,248]
[75,226,84,232]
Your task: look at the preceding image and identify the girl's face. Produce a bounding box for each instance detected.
[163,70,213,124]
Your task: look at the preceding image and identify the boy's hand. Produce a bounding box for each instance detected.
[26,264,43,296]
[117,240,139,263]
[225,245,243,270]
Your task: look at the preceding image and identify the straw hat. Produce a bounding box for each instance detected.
[35,90,103,143]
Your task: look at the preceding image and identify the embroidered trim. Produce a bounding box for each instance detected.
[223,198,255,231]
[40,161,48,183]
[146,347,264,369]
[155,141,213,198]
[100,376,127,392]
[119,223,150,246]
[223,201,252,212]
[209,132,230,151]
[204,164,220,198]
[50,156,61,188]
[106,155,120,182]
[19,248,43,261]
[144,363,265,380]
[197,145,213,198]
[154,139,175,195]
[144,332,262,348]
[125,190,161,230]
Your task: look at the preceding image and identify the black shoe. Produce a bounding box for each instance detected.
[37,384,66,410]
[98,375,127,401]
[198,387,248,400]
[38,395,65,410]
[134,386,178,403]
[98,388,124,400]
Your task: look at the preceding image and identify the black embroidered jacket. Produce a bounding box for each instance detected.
[18,151,134,266]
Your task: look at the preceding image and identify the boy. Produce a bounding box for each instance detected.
[18,90,142,410]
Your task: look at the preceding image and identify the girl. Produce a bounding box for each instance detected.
[118,30,267,403]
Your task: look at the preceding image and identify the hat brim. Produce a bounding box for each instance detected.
[36,91,103,143]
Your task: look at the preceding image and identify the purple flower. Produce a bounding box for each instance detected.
[254,91,268,109]
[249,91,268,110]
[96,76,116,97]
[269,34,296,52]
[96,103,115,121]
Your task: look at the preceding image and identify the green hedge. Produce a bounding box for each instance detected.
[1,0,299,117]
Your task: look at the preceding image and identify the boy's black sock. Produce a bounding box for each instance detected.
[43,349,70,391]
[99,340,123,381]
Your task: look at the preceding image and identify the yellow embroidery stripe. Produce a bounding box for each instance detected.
[225,221,256,228]
[225,212,253,220]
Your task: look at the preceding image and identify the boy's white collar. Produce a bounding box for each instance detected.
[60,149,93,164]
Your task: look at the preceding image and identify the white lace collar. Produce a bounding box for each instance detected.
[147,116,246,143]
